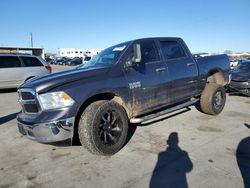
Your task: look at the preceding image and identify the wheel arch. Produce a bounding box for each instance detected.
[206,69,226,86]
[73,92,130,143]
[25,76,35,82]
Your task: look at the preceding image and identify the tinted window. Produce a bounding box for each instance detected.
[0,56,22,68]
[22,57,43,67]
[140,40,159,64]
[160,41,186,60]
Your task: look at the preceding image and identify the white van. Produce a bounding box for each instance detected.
[0,54,51,89]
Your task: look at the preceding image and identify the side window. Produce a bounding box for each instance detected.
[124,47,134,63]
[160,41,186,60]
[140,41,159,64]
[0,56,22,68]
[22,57,43,67]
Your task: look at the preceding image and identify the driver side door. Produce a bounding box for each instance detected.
[123,40,171,117]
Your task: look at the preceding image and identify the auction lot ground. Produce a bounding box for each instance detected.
[0,65,249,188]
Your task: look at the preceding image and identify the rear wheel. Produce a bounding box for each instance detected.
[200,83,226,115]
[78,100,128,155]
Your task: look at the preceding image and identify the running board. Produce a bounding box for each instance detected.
[130,99,199,124]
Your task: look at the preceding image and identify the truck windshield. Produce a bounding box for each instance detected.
[77,42,130,69]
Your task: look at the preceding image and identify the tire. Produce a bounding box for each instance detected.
[200,83,226,115]
[78,100,128,155]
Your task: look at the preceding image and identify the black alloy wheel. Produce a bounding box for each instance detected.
[98,110,122,146]
[78,100,128,155]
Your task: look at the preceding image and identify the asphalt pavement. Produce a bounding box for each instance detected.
[0,65,249,188]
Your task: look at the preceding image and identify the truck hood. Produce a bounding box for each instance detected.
[231,72,250,82]
[21,66,109,93]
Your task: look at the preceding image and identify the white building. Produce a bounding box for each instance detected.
[230,52,250,58]
[59,48,101,58]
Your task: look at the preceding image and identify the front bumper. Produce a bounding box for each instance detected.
[228,81,250,96]
[17,117,75,143]
[229,80,250,89]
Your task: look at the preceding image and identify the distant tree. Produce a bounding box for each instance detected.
[224,50,232,55]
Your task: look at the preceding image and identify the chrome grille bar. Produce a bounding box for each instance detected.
[18,88,40,114]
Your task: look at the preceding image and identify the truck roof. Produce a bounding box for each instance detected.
[132,37,183,42]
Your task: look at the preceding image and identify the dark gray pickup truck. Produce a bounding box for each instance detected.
[17,37,230,155]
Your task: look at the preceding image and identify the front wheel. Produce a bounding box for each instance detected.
[200,83,226,115]
[78,100,128,155]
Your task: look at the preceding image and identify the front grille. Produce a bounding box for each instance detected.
[23,104,39,113]
[18,89,40,113]
[20,92,35,100]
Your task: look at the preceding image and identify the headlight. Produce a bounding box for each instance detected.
[38,91,75,110]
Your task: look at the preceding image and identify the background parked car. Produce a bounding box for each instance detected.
[228,60,250,96]
[54,57,69,65]
[45,57,55,64]
[66,57,82,66]
[230,60,239,69]
[61,58,72,65]
[54,58,63,65]
[0,54,51,89]
[83,56,92,64]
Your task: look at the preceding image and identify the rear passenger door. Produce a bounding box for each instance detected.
[20,56,48,79]
[159,40,199,102]
[0,56,25,88]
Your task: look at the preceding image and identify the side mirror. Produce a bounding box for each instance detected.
[132,44,141,64]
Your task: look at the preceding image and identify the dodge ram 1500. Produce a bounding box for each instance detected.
[17,37,230,155]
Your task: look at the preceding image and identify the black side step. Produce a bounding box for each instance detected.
[129,98,199,123]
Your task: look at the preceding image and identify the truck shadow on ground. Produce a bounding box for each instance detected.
[228,93,250,98]
[193,101,203,113]
[150,132,193,188]
[236,123,250,188]
[0,88,17,93]
[0,112,18,125]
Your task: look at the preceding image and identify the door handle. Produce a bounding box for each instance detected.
[187,63,196,67]
[155,67,166,73]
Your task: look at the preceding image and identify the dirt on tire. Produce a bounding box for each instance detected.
[200,83,226,115]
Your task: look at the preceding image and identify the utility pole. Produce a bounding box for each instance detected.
[30,32,33,48]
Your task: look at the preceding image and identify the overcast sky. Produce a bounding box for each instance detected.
[0,0,249,53]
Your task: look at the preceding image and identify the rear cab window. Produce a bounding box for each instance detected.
[21,56,43,67]
[160,41,187,60]
[0,56,22,68]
